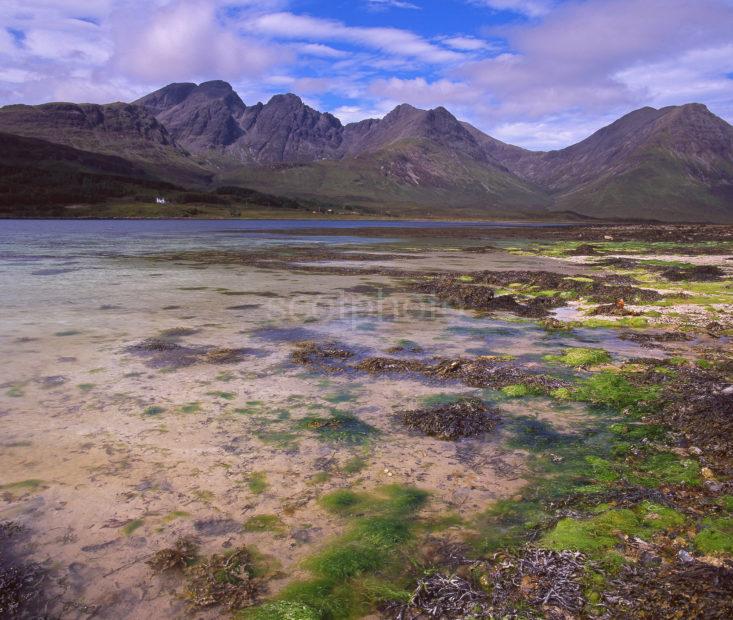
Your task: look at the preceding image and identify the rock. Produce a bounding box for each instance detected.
[689,446,703,455]
[678,550,695,564]
[640,551,662,567]
[701,467,715,480]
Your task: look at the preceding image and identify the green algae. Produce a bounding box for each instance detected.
[240,601,320,620]
[474,498,549,553]
[543,347,612,368]
[323,391,358,404]
[609,422,667,442]
[342,456,367,475]
[629,452,701,487]
[243,515,285,534]
[161,510,190,524]
[247,472,268,495]
[580,317,649,329]
[0,479,44,496]
[718,496,733,512]
[501,383,544,398]
[506,416,577,452]
[296,412,378,445]
[309,471,331,485]
[540,501,685,555]
[207,390,236,400]
[695,517,733,555]
[179,402,201,414]
[122,519,144,536]
[573,371,659,410]
[246,485,428,619]
[143,405,166,416]
[256,430,299,449]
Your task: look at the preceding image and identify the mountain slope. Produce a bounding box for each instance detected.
[135,83,346,163]
[462,104,733,222]
[0,101,211,185]
[0,131,179,216]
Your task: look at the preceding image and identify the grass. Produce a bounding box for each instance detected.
[179,402,201,414]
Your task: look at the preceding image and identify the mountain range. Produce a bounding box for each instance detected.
[1,79,732,221]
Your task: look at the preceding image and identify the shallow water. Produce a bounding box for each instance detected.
[0,219,676,618]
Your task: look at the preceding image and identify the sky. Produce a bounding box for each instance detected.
[1,0,733,149]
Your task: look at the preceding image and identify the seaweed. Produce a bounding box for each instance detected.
[184,547,263,610]
[147,536,198,573]
[400,397,499,441]
[0,523,45,618]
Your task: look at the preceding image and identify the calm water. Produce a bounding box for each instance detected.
[0,218,566,258]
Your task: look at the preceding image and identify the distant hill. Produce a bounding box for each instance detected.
[1,81,732,221]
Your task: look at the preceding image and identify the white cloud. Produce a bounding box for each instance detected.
[490,116,617,150]
[615,45,733,106]
[0,29,16,55]
[366,0,420,10]
[472,0,554,17]
[0,68,41,83]
[111,1,283,83]
[369,76,477,107]
[297,42,350,58]
[440,36,492,51]
[245,12,463,63]
[331,102,395,123]
[460,0,733,120]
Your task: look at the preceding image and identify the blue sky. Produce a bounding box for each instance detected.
[1,0,732,149]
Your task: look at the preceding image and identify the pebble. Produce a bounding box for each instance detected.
[689,446,702,455]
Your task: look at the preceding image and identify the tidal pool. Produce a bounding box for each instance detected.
[0,220,723,618]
